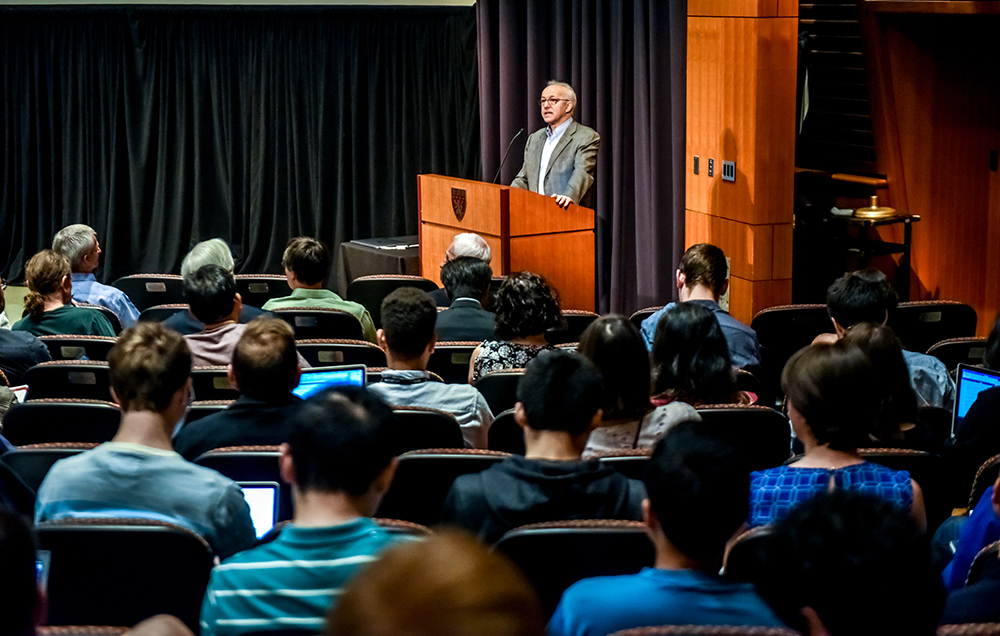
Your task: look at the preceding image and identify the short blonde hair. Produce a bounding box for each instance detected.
[109,322,191,412]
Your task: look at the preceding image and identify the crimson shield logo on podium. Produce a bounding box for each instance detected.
[451,188,467,222]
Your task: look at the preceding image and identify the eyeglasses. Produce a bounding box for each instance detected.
[539,98,569,107]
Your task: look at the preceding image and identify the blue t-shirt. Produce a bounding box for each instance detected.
[548,567,785,636]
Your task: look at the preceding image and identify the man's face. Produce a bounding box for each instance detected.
[540,85,574,128]
[80,236,101,274]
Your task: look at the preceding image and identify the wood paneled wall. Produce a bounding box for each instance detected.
[686,1,798,324]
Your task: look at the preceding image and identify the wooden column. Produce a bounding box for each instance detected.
[686,0,798,324]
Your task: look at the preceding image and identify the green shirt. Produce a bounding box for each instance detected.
[262,288,376,343]
[12,304,116,337]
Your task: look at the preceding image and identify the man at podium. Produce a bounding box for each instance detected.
[511,81,600,209]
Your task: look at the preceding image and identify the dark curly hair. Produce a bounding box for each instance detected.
[494,272,561,340]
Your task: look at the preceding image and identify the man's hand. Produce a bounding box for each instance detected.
[552,194,573,209]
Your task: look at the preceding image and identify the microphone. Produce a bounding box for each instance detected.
[492,128,525,184]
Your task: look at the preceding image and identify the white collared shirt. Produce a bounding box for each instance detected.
[537,118,573,195]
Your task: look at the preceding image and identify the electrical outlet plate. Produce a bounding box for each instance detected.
[722,161,736,182]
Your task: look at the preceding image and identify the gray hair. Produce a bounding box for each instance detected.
[445,233,491,264]
[546,80,577,109]
[181,238,235,278]
[52,224,97,270]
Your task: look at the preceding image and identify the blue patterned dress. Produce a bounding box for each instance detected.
[748,462,913,527]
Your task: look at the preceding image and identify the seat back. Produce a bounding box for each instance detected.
[38,336,117,362]
[346,275,439,327]
[750,304,832,400]
[186,400,233,425]
[722,525,773,583]
[493,520,655,618]
[76,304,123,335]
[137,303,187,323]
[388,407,465,455]
[194,446,292,521]
[592,449,652,481]
[427,341,479,384]
[474,369,524,414]
[37,518,215,631]
[25,362,113,401]
[0,443,98,492]
[938,625,1000,636]
[295,339,387,368]
[375,449,510,525]
[488,408,524,454]
[545,310,599,346]
[2,399,121,445]
[927,337,989,373]
[272,308,364,340]
[967,453,1000,510]
[890,301,978,354]
[966,540,1000,586]
[858,448,947,530]
[190,366,240,401]
[628,306,664,332]
[610,626,800,636]
[235,274,291,308]
[695,405,792,471]
[110,274,186,312]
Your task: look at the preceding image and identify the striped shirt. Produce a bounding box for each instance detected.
[200,518,413,636]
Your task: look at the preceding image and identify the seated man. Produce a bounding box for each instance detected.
[199,386,414,636]
[0,275,52,386]
[429,233,492,307]
[435,256,496,342]
[52,224,140,327]
[816,268,954,410]
[35,322,257,559]
[368,288,493,448]
[640,244,760,374]
[174,318,303,460]
[262,237,376,343]
[163,238,271,335]
[548,422,785,636]
[442,350,645,543]
[183,264,248,366]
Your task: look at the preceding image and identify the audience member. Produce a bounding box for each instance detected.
[817,268,954,410]
[173,318,304,460]
[125,615,195,636]
[443,350,645,543]
[35,322,256,559]
[162,238,270,335]
[748,340,925,529]
[640,244,760,374]
[200,386,413,636]
[52,223,140,327]
[435,256,496,341]
[469,271,559,383]
[754,490,943,636]
[0,507,42,636]
[367,288,493,448]
[12,250,115,337]
[939,473,1000,623]
[549,422,785,636]
[0,276,51,385]
[578,315,700,456]
[262,237,376,343]
[429,233,492,307]
[650,302,747,406]
[327,529,544,636]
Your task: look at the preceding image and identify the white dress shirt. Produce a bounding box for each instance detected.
[537,118,573,195]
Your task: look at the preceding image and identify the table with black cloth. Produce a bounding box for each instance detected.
[336,236,421,295]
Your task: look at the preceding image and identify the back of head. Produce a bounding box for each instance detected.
[645,421,749,564]
[985,311,1000,371]
[380,288,437,359]
[826,268,898,329]
[184,264,237,324]
[282,237,331,286]
[52,224,96,271]
[756,490,943,636]
[290,386,396,495]
[515,350,603,435]
[494,271,561,340]
[181,238,235,278]
[651,302,736,404]
[232,318,299,401]
[445,232,492,264]
[678,244,728,296]
[842,321,919,439]
[0,508,38,636]
[578,315,651,420]
[440,256,493,302]
[781,341,879,451]
[24,250,71,318]
[327,529,544,636]
[109,322,192,412]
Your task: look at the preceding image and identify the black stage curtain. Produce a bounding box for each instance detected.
[477,0,686,313]
[1,5,479,284]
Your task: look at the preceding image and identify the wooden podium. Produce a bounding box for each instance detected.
[418,174,596,312]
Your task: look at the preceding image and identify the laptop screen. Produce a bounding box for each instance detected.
[292,365,366,399]
[953,364,1000,434]
[240,482,280,539]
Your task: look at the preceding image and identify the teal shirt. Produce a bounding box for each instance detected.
[13,304,116,337]
[262,288,376,343]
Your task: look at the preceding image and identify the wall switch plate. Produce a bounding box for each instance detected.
[693,156,699,175]
[722,160,736,182]
[708,158,714,177]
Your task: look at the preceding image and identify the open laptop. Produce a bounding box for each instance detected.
[952,364,1000,436]
[239,481,281,539]
[292,364,366,399]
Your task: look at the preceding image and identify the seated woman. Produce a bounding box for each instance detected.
[468,272,559,383]
[748,340,926,530]
[650,302,748,407]
[579,315,700,456]
[12,250,116,337]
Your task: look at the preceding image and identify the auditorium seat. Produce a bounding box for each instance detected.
[609,625,799,636]
[186,400,233,425]
[0,443,98,492]
[76,303,123,335]
[938,625,1000,636]
[473,368,524,414]
[110,274,186,312]
[722,525,773,584]
[25,361,113,402]
[2,399,121,446]
[0,460,35,515]
[193,445,292,522]
[38,335,117,362]
[592,448,651,480]
[271,307,364,340]
[295,338,387,368]
[137,303,187,323]
[346,274,439,327]
[750,303,832,402]
[927,337,989,373]
[488,408,524,455]
[858,447,947,531]
[375,448,511,526]
[891,300,978,354]
[628,306,664,332]
[966,453,1000,510]
[37,627,128,636]
[234,274,291,308]
[694,405,792,471]
[966,540,1000,587]
[427,341,480,384]
[388,407,465,455]
[190,366,240,401]
[545,310,599,346]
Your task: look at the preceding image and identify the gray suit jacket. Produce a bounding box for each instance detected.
[510,120,600,204]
